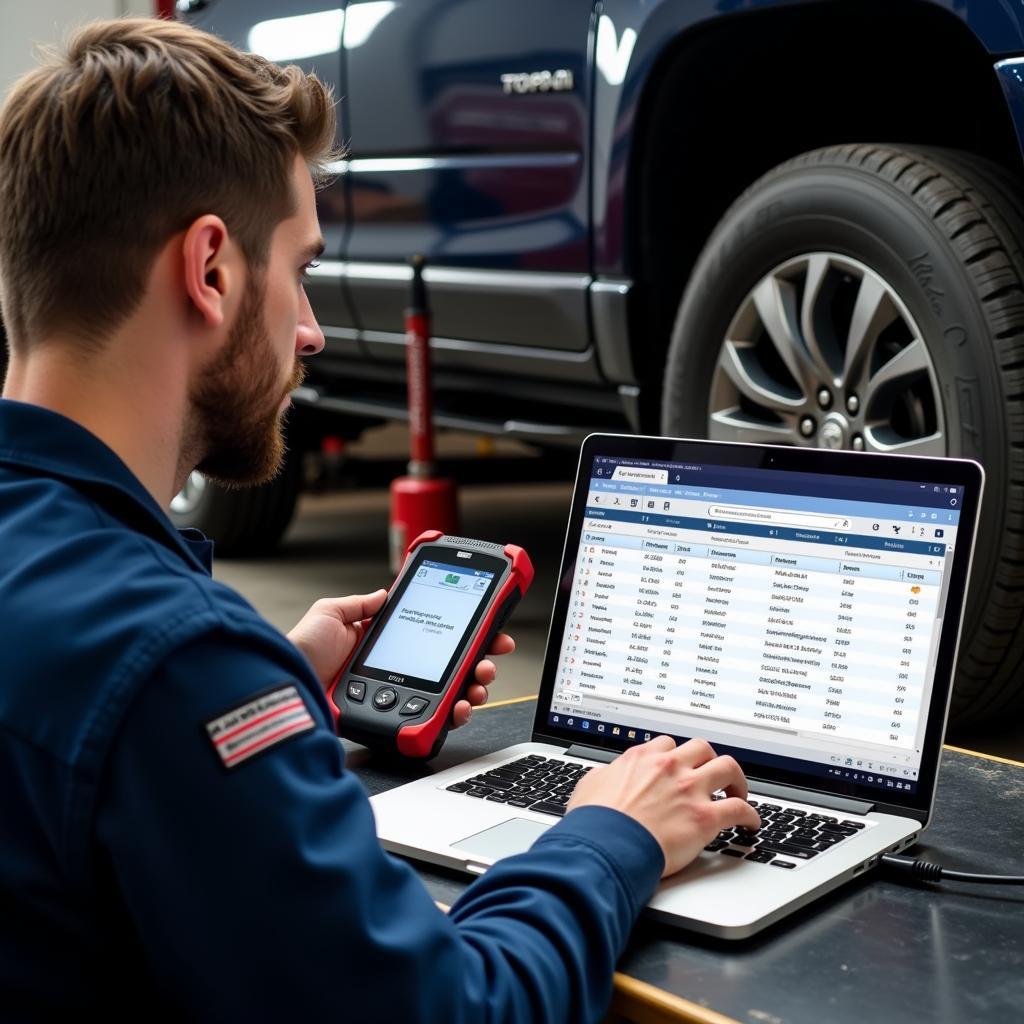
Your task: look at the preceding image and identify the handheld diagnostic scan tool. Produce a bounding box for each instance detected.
[328,531,534,758]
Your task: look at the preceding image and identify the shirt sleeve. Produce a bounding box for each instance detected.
[94,632,664,1024]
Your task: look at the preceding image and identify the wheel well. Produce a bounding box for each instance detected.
[628,0,1022,428]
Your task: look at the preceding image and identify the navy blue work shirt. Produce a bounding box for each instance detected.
[0,399,664,1022]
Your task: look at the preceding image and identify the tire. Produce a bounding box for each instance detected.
[662,143,1024,728]
[169,449,302,557]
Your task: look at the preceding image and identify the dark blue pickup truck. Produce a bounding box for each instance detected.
[170,0,1024,725]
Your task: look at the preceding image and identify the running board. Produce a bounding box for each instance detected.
[292,389,594,446]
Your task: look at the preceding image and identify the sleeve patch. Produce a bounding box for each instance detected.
[205,685,315,769]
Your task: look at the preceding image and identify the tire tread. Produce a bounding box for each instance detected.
[666,141,1024,725]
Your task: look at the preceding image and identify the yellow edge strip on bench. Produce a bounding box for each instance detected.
[943,744,1024,768]
[608,973,743,1024]
[478,694,538,710]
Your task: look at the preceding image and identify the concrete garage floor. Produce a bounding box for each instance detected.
[214,425,1024,764]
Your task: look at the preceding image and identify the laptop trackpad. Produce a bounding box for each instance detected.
[452,818,551,861]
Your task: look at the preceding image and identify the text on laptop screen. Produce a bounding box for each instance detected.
[549,455,967,795]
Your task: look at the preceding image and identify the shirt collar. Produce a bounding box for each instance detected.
[0,399,213,575]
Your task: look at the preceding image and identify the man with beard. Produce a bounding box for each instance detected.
[0,17,759,1022]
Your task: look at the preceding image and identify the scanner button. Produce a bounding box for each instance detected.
[346,681,366,703]
[372,686,398,711]
[400,696,430,716]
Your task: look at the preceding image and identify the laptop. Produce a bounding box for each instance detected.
[369,433,983,938]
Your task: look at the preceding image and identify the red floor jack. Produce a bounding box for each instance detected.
[388,256,459,571]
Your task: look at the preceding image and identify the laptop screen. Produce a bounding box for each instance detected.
[536,435,983,813]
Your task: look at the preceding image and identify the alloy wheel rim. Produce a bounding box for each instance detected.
[707,253,946,455]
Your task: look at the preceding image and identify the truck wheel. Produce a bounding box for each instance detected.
[169,449,302,556]
[662,144,1024,728]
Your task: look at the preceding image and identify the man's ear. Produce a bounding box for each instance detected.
[181,215,236,328]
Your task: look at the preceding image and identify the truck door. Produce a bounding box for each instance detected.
[341,0,596,358]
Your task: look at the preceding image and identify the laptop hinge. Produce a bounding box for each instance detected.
[752,780,875,816]
[566,743,618,764]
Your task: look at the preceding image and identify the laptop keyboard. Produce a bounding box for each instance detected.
[445,757,869,870]
[445,755,592,815]
[707,797,867,869]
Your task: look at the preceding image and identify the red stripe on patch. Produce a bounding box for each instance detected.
[222,715,314,767]
[215,698,306,746]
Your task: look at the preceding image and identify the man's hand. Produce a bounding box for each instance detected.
[567,736,760,877]
[288,590,388,689]
[287,590,515,728]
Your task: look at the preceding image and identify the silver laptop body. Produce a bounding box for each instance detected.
[369,434,983,938]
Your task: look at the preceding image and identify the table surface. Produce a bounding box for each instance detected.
[347,698,1024,1024]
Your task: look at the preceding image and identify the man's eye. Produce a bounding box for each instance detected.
[301,261,321,281]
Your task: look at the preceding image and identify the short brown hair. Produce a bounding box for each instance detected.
[0,17,338,349]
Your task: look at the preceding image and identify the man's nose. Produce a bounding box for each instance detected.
[297,290,325,356]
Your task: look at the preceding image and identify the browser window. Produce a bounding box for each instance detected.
[549,456,964,795]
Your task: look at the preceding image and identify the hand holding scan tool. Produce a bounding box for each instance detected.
[328,531,534,758]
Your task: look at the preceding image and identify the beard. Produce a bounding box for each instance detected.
[190,274,306,488]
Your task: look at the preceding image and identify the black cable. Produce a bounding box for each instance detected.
[881,854,1024,885]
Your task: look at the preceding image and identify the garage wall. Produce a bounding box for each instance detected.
[1,0,154,96]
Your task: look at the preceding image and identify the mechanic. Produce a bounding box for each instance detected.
[0,18,760,1021]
